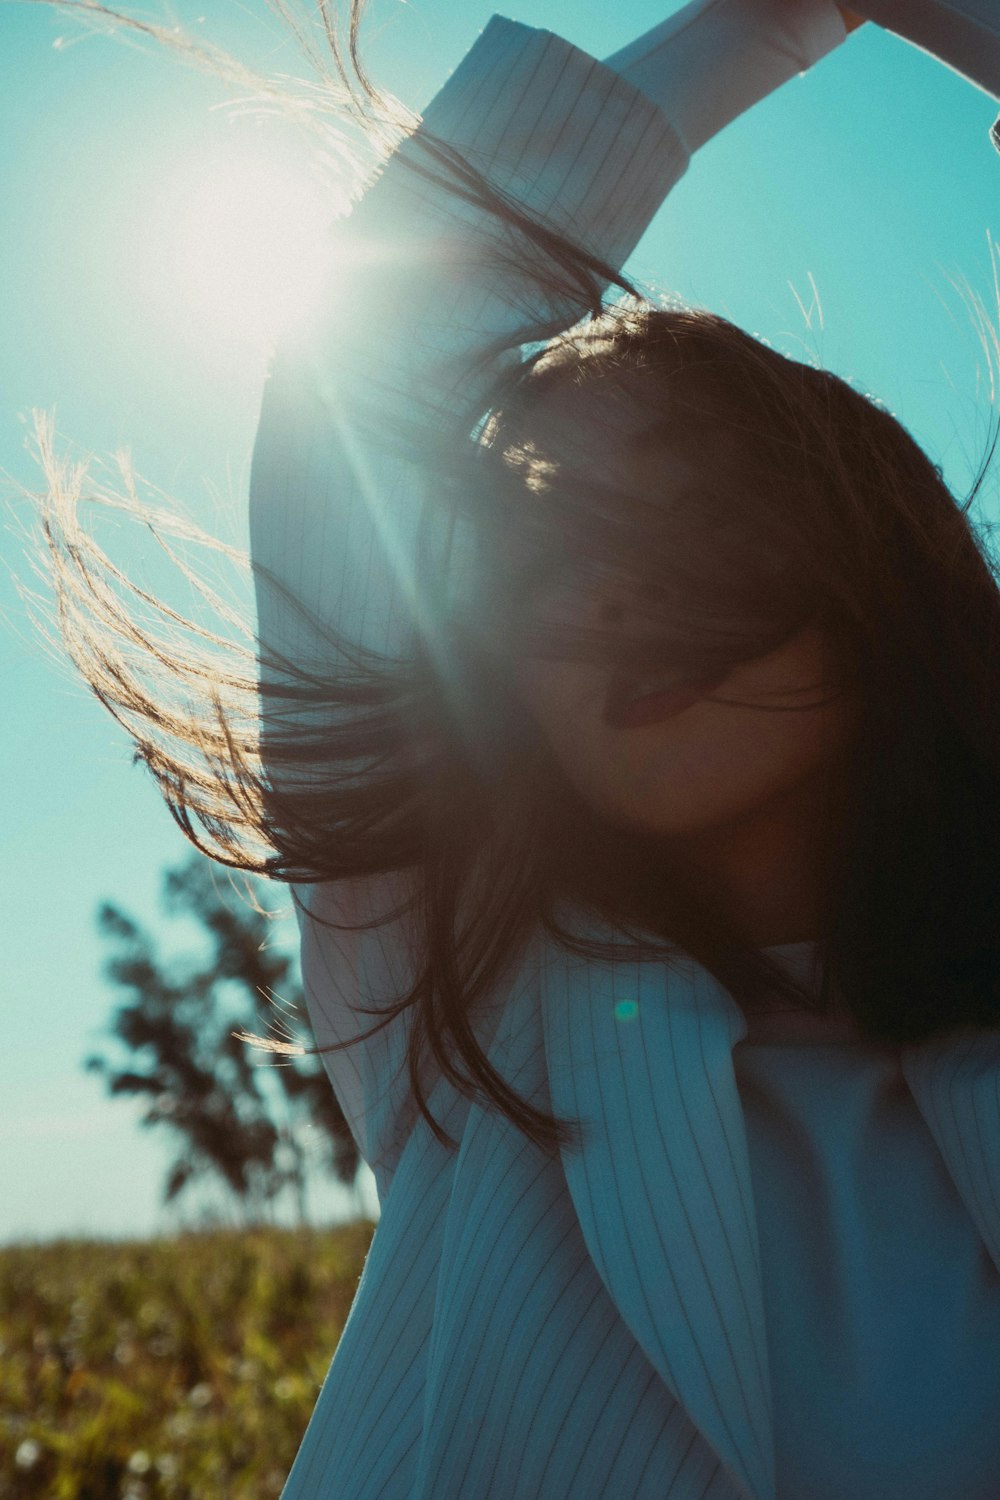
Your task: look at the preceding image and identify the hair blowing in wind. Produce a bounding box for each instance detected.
[17,0,1000,1158]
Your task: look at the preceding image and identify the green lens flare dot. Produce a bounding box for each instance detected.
[613,999,639,1022]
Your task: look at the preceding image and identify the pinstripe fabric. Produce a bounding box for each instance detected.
[901,1027,1000,1275]
[732,967,1000,1498]
[288,906,1000,1500]
[249,6,1000,1497]
[249,20,687,701]
[286,930,757,1500]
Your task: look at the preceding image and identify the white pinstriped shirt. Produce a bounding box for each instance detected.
[248,3,1000,1494]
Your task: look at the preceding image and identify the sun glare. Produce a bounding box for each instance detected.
[146,140,334,352]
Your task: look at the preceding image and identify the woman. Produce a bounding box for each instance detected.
[31,0,1000,1495]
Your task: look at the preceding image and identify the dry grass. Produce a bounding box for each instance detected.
[0,1219,376,1498]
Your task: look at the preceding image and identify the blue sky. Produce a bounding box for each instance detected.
[1,0,998,1244]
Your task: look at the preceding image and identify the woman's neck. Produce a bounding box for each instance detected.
[662,762,853,949]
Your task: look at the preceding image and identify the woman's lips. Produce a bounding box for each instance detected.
[604,671,728,730]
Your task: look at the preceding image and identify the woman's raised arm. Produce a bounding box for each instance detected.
[248,1,848,787]
[249,0,851,1189]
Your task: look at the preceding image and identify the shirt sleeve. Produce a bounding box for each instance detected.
[247,2,848,1197]
[604,0,846,153]
[248,18,687,691]
[841,0,1000,100]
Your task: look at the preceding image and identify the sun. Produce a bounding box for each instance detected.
[146,137,335,352]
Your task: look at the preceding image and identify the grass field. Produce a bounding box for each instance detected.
[0,1219,377,1499]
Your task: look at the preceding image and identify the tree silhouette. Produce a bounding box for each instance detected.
[84,852,361,1227]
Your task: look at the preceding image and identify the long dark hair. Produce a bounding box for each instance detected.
[20,0,1000,1160]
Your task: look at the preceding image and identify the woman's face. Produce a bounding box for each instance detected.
[516,605,860,840]
[508,376,862,842]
